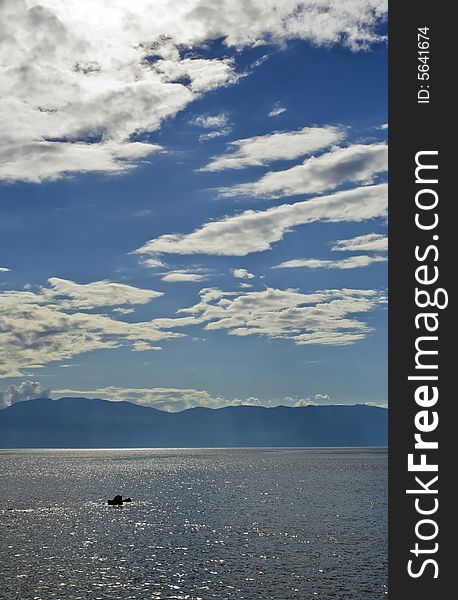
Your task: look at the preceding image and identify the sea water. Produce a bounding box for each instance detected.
[0,448,387,599]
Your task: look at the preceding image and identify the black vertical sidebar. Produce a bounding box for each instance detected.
[389,2,452,599]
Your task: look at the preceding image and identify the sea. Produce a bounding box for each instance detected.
[0,448,387,600]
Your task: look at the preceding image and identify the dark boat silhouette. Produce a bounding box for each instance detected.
[107,495,132,506]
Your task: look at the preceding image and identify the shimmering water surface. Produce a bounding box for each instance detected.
[0,449,387,599]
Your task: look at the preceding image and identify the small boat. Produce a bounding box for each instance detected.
[107,495,132,506]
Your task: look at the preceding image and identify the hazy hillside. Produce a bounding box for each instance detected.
[0,397,387,448]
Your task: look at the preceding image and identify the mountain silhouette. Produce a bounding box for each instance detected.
[0,397,387,448]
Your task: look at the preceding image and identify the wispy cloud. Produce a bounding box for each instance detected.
[0,140,164,184]
[293,393,332,407]
[200,125,345,171]
[198,130,231,141]
[0,267,11,272]
[331,233,388,252]
[191,112,232,140]
[161,270,208,283]
[43,278,162,309]
[192,113,229,129]
[52,385,226,412]
[136,184,387,257]
[133,209,154,218]
[274,255,387,270]
[47,385,337,412]
[112,307,136,315]
[268,105,287,117]
[0,382,378,411]
[141,257,167,269]
[219,143,388,198]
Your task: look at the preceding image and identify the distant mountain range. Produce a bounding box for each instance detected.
[0,397,387,448]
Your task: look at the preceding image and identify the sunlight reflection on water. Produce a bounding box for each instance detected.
[0,448,387,599]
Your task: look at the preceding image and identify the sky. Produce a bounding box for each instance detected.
[0,0,388,412]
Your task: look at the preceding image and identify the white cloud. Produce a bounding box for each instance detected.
[169,286,384,347]
[365,400,388,408]
[44,278,162,309]
[274,255,387,270]
[155,57,239,93]
[0,381,51,409]
[220,143,388,198]
[268,105,287,117]
[0,273,386,381]
[232,396,262,406]
[192,113,229,129]
[192,112,232,140]
[231,268,255,279]
[293,393,332,406]
[0,0,386,182]
[161,270,208,282]
[198,130,229,141]
[49,385,338,412]
[167,0,387,50]
[200,125,345,171]
[0,278,181,379]
[136,183,387,257]
[131,342,162,352]
[331,233,388,252]
[141,257,167,269]
[52,385,226,412]
[0,267,11,272]
[198,131,223,142]
[112,307,136,315]
[0,383,374,412]
[314,393,332,403]
[0,140,163,184]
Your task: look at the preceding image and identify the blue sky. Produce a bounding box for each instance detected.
[0,0,387,411]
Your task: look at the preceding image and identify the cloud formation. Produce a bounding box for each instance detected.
[141,258,167,269]
[200,125,345,171]
[219,143,388,198]
[268,105,287,117]
[1,276,381,379]
[0,381,51,409]
[169,286,384,346]
[0,278,179,379]
[191,112,232,140]
[161,270,208,283]
[231,268,255,279]
[0,0,386,182]
[0,140,163,184]
[293,393,332,406]
[53,385,225,412]
[274,255,386,270]
[44,278,162,309]
[331,232,388,252]
[136,183,387,257]
[48,386,336,412]
[192,114,229,129]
